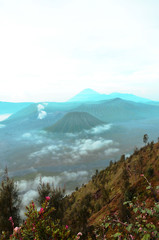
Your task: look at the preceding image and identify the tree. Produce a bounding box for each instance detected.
[0,168,20,236]
[143,134,148,145]
[37,180,65,223]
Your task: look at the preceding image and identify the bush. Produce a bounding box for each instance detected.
[1,197,82,240]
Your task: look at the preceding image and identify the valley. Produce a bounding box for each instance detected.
[0,89,159,197]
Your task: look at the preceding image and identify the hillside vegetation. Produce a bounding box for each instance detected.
[62,140,159,238]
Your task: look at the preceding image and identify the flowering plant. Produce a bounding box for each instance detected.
[1,197,82,240]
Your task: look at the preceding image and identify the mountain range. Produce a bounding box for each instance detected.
[2,91,159,132]
[68,88,151,103]
[0,88,159,201]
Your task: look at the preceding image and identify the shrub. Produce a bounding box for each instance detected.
[1,197,82,240]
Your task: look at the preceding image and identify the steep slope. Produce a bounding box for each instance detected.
[63,141,159,235]
[46,112,105,133]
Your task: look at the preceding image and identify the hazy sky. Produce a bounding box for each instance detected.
[0,0,159,102]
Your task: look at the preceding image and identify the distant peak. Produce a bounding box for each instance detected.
[68,88,102,102]
[79,88,100,95]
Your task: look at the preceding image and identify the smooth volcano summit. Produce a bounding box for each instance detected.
[46,112,105,133]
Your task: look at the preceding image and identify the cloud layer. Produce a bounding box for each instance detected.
[28,135,119,165]
[17,170,89,218]
[86,124,112,134]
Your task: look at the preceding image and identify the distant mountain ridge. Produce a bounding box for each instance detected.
[68,88,151,103]
[0,102,32,115]
[72,98,159,122]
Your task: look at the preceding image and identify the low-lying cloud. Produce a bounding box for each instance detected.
[86,124,112,134]
[22,131,49,145]
[0,114,11,122]
[17,170,89,219]
[28,135,119,165]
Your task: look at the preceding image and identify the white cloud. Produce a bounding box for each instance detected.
[21,132,46,144]
[0,114,11,121]
[104,148,119,156]
[17,170,89,218]
[22,133,32,138]
[28,136,119,164]
[86,124,112,134]
[75,139,113,153]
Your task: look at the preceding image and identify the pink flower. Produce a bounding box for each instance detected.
[39,208,44,214]
[130,235,135,240]
[8,216,14,228]
[45,196,50,201]
[140,174,144,177]
[65,225,69,229]
[9,217,13,221]
[77,232,82,236]
[14,227,21,233]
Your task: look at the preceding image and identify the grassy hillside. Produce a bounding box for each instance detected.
[63,140,159,237]
[46,112,105,133]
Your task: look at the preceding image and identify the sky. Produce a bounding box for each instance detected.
[0,0,159,102]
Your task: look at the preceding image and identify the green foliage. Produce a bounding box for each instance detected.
[0,168,20,237]
[95,178,159,239]
[37,180,65,222]
[1,198,81,240]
